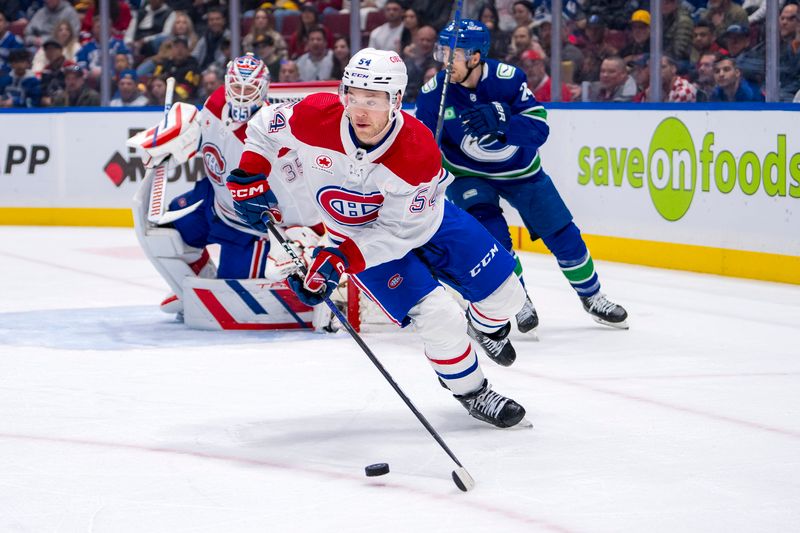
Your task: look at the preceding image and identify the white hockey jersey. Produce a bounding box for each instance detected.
[239,93,451,271]
[199,87,320,236]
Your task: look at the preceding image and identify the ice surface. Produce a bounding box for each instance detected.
[0,226,798,532]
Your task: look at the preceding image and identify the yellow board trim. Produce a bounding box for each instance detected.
[1,209,798,286]
[0,208,133,227]
[511,226,800,286]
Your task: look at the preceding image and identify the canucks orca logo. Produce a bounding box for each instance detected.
[461,134,518,162]
[317,186,384,226]
[202,143,227,185]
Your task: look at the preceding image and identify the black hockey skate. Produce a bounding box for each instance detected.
[467,319,516,366]
[515,295,539,334]
[455,379,526,428]
[581,292,629,329]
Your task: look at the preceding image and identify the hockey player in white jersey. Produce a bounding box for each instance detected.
[129,54,329,330]
[226,48,530,428]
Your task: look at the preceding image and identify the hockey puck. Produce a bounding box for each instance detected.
[365,463,390,477]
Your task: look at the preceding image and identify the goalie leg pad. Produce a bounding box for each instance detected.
[135,219,217,301]
[182,277,313,330]
[143,227,217,308]
[408,286,485,396]
[467,273,526,335]
[134,173,217,308]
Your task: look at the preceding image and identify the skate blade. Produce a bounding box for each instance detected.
[521,328,540,341]
[591,316,629,330]
[508,417,533,430]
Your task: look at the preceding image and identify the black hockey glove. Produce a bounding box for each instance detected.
[461,102,511,138]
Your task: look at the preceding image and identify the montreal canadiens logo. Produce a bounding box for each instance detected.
[316,155,332,168]
[317,186,384,226]
[388,274,403,289]
[202,143,227,185]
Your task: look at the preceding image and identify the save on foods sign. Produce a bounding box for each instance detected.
[522,108,800,276]
[576,116,799,222]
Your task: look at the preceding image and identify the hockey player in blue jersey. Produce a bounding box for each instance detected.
[415,19,628,331]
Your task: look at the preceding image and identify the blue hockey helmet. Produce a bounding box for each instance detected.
[436,19,490,60]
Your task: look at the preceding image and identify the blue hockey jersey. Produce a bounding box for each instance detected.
[415,59,550,181]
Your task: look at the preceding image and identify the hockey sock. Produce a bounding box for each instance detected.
[511,251,526,286]
[426,342,484,395]
[542,223,601,298]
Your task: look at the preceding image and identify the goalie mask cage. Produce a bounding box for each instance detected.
[268,81,393,332]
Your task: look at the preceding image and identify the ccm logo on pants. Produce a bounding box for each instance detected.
[470,243,499,278]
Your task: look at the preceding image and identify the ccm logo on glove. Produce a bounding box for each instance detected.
[228,182,266,200]
[226,170,283,230]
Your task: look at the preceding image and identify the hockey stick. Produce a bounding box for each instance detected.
[147,77,176,224]
[433,0,465,145]
[263,218,476,492]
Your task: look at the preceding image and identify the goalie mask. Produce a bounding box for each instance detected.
[225,53,270,123]
[340,48,408,122]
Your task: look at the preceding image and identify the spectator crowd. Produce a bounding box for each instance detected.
[0,0,798,107]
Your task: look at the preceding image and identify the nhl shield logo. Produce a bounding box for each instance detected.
[317,186,384,226]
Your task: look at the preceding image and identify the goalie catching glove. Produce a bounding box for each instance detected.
[126,102,201,168]
[226,170,283,232]
[461,101,511,138]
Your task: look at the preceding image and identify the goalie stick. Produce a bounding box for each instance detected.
[146,77,177,224]
[433,0,465,145]
[263,217,476,493]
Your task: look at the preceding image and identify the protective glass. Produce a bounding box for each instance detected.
[433,44,468,63]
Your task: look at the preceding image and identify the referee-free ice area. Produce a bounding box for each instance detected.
[0,226,798,533]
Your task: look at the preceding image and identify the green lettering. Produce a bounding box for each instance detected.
[577,146,591,185]
[610,148,628,186]
[592,147,609,185]
[715,150,736,193]
[790,153,800,198]
[738,152,761,196]
[627,148,644,188]
[762,135,786,197]
[700,132,714,192]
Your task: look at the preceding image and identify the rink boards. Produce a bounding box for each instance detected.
[0,104,798,284]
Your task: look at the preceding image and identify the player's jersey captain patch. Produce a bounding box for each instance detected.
[316,186,384,226]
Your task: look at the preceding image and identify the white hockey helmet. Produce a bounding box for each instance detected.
[225,53,270,123]
[340,48,408,120]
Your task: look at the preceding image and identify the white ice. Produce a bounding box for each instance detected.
[0,226,798,533]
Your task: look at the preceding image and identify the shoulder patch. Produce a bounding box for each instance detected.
[288,93,346,154]
[421,76,438,94]
[496,63,516,79]
[376,114,442,187]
